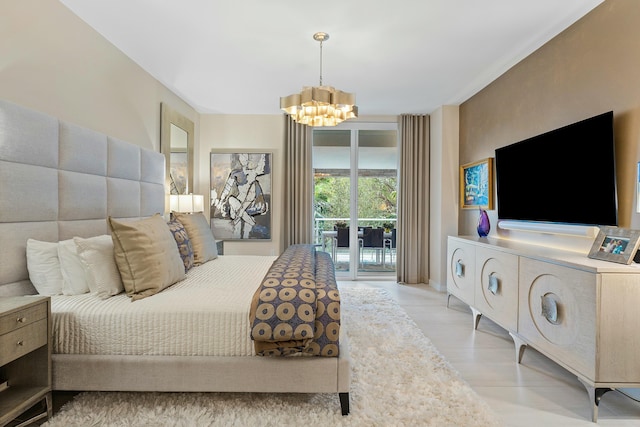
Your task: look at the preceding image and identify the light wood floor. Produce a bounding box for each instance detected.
[338,280,640,427]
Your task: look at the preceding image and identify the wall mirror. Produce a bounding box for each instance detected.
[161,103,194,195]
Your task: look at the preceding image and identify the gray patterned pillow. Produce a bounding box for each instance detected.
[167,218,195,272]
[172,212,218,265]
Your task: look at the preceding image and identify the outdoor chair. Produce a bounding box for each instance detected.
[361,227,385,267]
[332,227,350,263]
[384,228,397,265]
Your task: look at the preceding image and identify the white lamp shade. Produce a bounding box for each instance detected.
[170,194,204,213]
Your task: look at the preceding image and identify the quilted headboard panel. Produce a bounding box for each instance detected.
[0,99,166,296]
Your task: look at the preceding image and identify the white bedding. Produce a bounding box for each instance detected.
[51,255,277,357]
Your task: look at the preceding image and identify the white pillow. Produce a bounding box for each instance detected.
[58,239,90,295]
[74,235,124,299]
[26,239,63,295]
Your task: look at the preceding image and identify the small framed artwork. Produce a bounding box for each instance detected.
[460,157,494,209]
[588,226,640,264]
[210,151,272,240]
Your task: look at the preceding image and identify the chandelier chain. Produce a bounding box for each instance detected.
[318,38,323,86]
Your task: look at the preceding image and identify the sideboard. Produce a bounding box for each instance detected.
[447,235,640,422]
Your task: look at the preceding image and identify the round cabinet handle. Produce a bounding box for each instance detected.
[455,260,465,278]
[16,316,26,323]
[487,273,499,295]
[541,293,561,325]
[17,340,24,346]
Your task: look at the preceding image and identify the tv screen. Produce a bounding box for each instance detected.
[495,111,617,226]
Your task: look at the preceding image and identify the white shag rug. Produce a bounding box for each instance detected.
[43,287,503,427]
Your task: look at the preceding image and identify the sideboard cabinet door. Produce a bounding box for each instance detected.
[475,247,519,332]
[518,257,596,380]
[447,239,476,306]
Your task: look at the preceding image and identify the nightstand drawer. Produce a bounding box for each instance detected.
[0,302,48,335]
[0,318,48,366]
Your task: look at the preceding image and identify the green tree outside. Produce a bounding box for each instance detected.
[314,175,397,235]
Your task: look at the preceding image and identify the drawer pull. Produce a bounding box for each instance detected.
[488,273,499,295]
[17,316,26,323]
[541,293,561,325]
[455,260,465,277]
[17,340,24,346]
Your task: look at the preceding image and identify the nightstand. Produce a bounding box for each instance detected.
[0,296,51,427]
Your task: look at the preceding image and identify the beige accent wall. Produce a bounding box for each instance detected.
[459,0,640,250]
[0,0,197,153]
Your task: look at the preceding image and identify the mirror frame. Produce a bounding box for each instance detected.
[160,103,195,195]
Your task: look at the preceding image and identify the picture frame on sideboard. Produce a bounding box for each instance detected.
[588,226,640,264]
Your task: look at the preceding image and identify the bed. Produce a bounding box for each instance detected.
[0,99,350,415]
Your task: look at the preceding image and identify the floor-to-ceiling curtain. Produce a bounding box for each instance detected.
[397,114,430,284]
[283,115,314,247]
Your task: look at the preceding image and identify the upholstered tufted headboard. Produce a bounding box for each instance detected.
[0,99,166,296]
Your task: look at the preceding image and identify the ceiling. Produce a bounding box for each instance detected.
[59,0,603,116]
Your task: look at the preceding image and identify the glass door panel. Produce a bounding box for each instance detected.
[357,130,397,275]
[313,130,352,274]
[313,125,397,279]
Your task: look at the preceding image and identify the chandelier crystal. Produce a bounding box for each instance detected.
[280,32,358,127]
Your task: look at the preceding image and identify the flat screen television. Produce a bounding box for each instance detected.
[495,111,617,227]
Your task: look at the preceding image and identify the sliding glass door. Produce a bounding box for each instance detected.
[313,123,397,279]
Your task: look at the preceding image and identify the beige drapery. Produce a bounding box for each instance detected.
[283,115,314,247]
[397,114,430,284]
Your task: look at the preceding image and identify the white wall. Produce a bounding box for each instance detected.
[197,114,284,256]
[429,106,459,291]
[3,0,443,268]
[0,0,197,151]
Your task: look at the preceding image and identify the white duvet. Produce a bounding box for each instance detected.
[51,255,277,357]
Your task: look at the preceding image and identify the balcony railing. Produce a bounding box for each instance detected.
[314,218,396,242]
[314,217,396,273]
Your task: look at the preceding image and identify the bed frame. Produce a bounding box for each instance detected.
[0,99,351,414]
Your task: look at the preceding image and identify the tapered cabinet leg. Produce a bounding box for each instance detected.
[509,332,527,363]
[45,392,52,418]
[577,378,612,423]
[470,307,482,330]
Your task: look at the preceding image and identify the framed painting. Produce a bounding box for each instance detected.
[210,151,272,240]
[460,157,494,209]
[588,226,640,264]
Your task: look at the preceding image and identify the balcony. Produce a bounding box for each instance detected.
[314,218,396,273]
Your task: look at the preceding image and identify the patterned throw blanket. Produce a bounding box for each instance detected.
[249,244,340,357]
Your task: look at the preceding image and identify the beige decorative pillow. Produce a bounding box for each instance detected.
[172,212,218,265]
[109,214,186,301]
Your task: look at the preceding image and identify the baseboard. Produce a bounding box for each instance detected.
[428,279,446,292]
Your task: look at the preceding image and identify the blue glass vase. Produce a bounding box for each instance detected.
[477,208,490,237]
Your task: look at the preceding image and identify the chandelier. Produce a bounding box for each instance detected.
[280,32,358,127]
